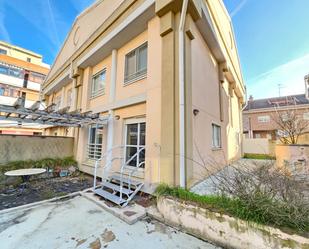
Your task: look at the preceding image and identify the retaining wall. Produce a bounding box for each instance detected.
[157,197,309,249]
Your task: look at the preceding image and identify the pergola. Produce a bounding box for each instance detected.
[0,98,108,127]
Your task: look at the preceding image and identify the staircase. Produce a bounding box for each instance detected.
[92,146,145,207]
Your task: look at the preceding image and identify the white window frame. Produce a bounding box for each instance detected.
[257,115,270,123]
[67,88,72,107]
[303,112,309,120]
[124,42,147,85]
[91,69,106,98]
[212,123,222,149]
[87,124,103,160]
[54,96,61,111]
[124,118,146,169]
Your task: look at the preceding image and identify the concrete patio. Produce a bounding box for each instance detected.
[0,194,220,249]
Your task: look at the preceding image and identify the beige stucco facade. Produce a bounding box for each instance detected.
[42,0,245,191]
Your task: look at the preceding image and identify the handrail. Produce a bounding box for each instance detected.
[93,145,151,202]
[119,146,145,200]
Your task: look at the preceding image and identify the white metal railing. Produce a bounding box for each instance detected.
[87,143,102,160]
[93,145,146,191]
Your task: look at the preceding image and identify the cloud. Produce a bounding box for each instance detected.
[230,0,248,18]
[0,3,11,43]
[46,0,61,47]
[247,53,309,99]
[4,0,63,52]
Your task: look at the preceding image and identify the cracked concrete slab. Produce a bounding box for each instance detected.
[0,195,220,249]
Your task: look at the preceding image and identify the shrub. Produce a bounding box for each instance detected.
[243,153,275,160]
[156,184,309,234]
[0,157,77,174]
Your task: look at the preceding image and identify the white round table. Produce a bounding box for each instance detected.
[5,168,46,182]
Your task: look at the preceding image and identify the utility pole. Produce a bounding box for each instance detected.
[278,83,284,97]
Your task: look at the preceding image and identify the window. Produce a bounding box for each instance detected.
[54,96,61,110]
[0,64,23,79]
[124,43,147,84]
[303,112,309,120]
[87,125,103,159]
[0,48,7,55]
[257,115,270,123]
[9,68,22,78]
[281,113,289,121]
[67,88,72,107]
[0,64,9,75]
[91,69,106,98]
[27,57,31,62]
[212,124,221,149]
[29,72,45,83]
[125,122,146,168]
[0,83,20,97]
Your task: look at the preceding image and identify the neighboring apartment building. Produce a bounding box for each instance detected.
[0,41,49,135]
[243,92,309,141]
[42,0,245,191]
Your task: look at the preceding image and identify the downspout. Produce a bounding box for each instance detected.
[179,0,189,188]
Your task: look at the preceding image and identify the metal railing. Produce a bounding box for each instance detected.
[93,145,146,192]
[87,143,102,160]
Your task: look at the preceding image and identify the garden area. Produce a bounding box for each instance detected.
[0,157,93,210]
[156,160,309,236]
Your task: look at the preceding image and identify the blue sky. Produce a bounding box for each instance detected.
[0,0,309,99]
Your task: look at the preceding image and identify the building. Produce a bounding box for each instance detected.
[243,91,309,142]
[42,0,245,191]
[0,41,49,135]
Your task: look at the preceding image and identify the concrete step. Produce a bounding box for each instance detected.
[94,188,126,205]
[102,181,134,195]
[110,174,142,187]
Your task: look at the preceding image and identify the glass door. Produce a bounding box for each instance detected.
[125,122,146,168]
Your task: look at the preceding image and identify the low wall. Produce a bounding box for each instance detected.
[243,138,275,155]
[0,135,74,164]
[276,144,309,171]
[157,197,309,249]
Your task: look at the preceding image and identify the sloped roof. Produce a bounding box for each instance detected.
[244,94,309,111]
[45,0,124,82]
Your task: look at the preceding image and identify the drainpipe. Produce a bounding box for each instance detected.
[179,0,189,188]
[106,49,117,172]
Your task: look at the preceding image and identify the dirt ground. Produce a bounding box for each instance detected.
[0,176,93,210]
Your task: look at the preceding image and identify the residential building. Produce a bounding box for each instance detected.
[243,91,309,142]
[42,0,245,190]
[0,41,49,135]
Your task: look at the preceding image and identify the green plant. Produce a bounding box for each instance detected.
[60,156,77,168]
[243,153,275,160]
[155,184,309,234]
[0,156,78,174]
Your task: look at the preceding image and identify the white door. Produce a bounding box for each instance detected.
[125,121,146,168]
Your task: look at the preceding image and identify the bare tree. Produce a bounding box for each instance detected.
[271,101,309,144]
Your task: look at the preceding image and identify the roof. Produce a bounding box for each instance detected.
[45,0,124,83]
[0,41,42,58]
[244,94,309,111]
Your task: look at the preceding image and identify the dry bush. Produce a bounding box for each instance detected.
[209,160,309,232]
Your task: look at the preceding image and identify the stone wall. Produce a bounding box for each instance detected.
[157,197,309,249]
[0,135,74,164]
